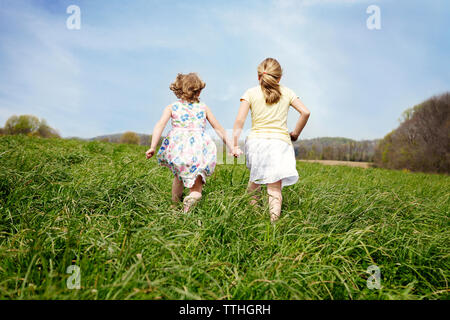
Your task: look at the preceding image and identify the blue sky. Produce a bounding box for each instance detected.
[0,0,449,140]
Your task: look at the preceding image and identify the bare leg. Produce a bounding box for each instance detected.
[172,176,184,203]
[247,181,261,206]
[183,175,203,213]
[189,175,203,194]
[267,180,282,222]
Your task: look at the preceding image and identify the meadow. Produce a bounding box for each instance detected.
[0,135,448,300]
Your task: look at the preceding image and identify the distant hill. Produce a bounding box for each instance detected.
[90,133,151,146]
[293,137,379,162]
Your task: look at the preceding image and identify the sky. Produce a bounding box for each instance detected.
[0,0,449,140]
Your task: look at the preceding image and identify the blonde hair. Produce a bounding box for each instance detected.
[170,73,206,103]
[257,58,283,105]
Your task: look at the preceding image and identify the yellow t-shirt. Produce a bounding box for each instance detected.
[241,85,298,145]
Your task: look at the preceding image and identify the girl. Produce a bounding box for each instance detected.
[146,73,237,212]
[232,58,311,222]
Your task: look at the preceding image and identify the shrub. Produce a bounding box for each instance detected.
[4,115,40,135]
[35,120,61,138]
[3,115,60,138]
[119,131,140,145]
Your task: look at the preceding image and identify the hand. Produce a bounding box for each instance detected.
[230,146,243,158]
[290,132,300,142]
[145,148,156,159]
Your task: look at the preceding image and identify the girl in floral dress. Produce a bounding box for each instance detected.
[146,73,240,212]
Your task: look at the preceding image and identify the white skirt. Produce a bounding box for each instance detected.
[245,138,299,188]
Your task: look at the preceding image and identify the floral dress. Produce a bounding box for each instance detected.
[157,100,217,188]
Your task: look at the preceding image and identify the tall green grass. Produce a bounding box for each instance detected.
[0,135,448,299]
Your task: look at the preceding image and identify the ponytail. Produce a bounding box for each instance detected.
[257,58,282,105]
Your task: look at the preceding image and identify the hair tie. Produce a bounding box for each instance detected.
[263,72,267,74]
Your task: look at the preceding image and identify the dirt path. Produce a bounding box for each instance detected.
[298,160,373,168]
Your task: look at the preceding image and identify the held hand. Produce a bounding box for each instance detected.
[230,146,243,158]
[145,148,156,159]
[290,132,300,142]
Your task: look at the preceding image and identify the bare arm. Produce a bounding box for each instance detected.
[205,106,234,153]
[290,98,311,141]
[146,105,172,159]
[232,100,250,148]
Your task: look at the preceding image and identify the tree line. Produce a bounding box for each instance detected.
[373,92,449,173]
[293,137,377,162]
[0,115,60,138]
[0,115,147,146]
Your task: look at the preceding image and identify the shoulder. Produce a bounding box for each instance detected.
[246,86,261,95]
[241,86,261,101]
[280,85,295,95]
[169,101,182,111]
[197,102,211,115]
[198,101,208,110]
[159,104,174,119]
[280,85,299,103]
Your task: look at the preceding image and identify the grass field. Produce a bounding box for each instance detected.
[298,160,373,168]
[0,135,449,300]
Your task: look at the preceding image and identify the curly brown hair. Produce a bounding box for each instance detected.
[169,73,206,103]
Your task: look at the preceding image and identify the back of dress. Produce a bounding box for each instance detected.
[171,101,206,130]
[157,100,217,188]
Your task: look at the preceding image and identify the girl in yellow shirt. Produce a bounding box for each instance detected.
[233,58,311,222]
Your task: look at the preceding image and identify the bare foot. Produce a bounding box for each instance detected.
[270,212,280,223]
[183,194,201,213]
[249,196,259,206]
